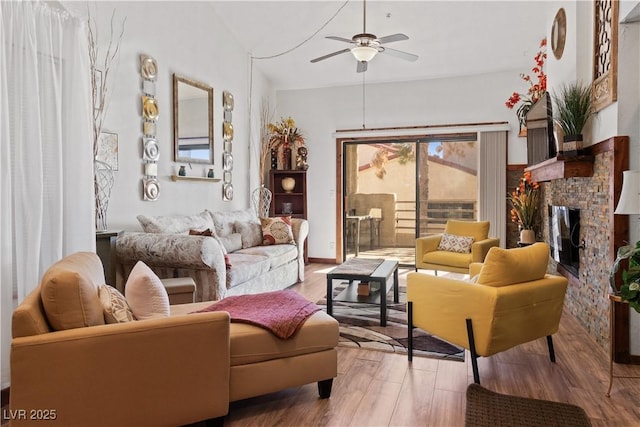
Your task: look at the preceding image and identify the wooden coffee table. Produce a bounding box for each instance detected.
[325,258,399,326]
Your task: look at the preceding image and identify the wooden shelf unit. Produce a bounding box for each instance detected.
[269,170,307,218]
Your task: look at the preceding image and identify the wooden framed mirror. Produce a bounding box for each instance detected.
[173,74,214,164]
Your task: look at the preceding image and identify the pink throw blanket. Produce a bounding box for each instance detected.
[193,289,320,339]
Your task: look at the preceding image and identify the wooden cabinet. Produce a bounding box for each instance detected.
[96,230,123,289]
[269,170,307,219]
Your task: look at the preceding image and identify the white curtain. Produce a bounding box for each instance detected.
[478,131,507,247]
[0,1,94,388]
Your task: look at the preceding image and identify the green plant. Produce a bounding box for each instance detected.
[610,241,640,313]
[552,81,595,137]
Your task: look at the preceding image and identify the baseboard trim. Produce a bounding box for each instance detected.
[308,257,337,264]
[2,386,9,407]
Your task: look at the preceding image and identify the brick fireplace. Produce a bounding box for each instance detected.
[507,136,631,360]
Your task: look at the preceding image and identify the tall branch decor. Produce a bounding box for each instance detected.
[88,8,125,230]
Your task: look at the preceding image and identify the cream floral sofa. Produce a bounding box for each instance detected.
[115,208,308,302]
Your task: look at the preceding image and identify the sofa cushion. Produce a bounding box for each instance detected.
[444,220,490,242]
[226,253,270,289]
[137,210,214,234]
[125,261,170,320]
[235,221,263,248]
[423,251,472,269]
[261,216,295,245]
[40,252,106,331]
[209,208,257,237]
[98,285,135,323]
[236,244,297,270]
[477,242,549,287]
[437,233,474,253]
[171,304,339,366]
[218,233,242,253]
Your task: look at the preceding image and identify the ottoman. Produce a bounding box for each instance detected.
[170,302,339,401]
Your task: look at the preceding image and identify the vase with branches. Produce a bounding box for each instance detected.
[505,38,547,136]
[268,117,305,170]
[88,8,125,230]
[252,98,274,217]
[508,171,540,243]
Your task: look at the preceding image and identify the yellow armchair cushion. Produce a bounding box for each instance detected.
[444,220,490,242]
[423,251,472,269]
[477,242,549,287]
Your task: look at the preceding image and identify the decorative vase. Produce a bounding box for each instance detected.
[207,168,214,178]
[281,177,296,193]
[563,135,583,157]
[270,149,278,170]
[178,165,186,176]
[520,229,536,244]
[94,160,114,232]
[251,185,272,218]
[284,147,292,170]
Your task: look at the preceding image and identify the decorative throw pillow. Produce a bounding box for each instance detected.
[98,285,135,323]
[437,233,475,254]
[189,228,213,236]
[124,261,170,320]
[261,216,295,245]
[40,252,106,331]
[234,221,263,248]
[217,233,242,253]
[137,210,214,234]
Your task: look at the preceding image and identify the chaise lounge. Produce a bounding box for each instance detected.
[10,252,338,426]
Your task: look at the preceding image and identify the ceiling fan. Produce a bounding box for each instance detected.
[310,0,418,73]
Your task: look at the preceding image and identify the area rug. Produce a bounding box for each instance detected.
[317,283,464,362]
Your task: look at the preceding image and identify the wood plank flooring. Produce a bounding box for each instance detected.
[4,263,640,426]
[223,263,640,427]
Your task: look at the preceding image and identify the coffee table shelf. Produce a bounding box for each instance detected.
[334,281,384,305]
[326,258,399,326]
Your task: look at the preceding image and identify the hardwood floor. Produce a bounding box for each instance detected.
[4,263,640,426]
[224,263,640,427]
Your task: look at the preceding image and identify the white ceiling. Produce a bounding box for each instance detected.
[210,0,551,91]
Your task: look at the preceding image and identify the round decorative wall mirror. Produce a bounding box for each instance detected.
[551,8,566,60]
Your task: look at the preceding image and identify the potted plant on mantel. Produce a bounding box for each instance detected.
[552,81,595,157]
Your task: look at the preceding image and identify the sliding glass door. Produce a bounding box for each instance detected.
[342,134,478,266]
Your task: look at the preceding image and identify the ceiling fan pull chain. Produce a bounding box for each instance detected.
[363,0,367,33]
[362,72,366,129]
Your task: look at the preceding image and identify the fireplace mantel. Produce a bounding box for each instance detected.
[525,155,594,182]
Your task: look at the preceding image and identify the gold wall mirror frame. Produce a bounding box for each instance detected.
[173,74,214,164]
[551,7,566,60]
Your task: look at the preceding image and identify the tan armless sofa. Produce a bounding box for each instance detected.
[10,252,338,427]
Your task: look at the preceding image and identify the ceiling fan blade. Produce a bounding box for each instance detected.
[326,36,354,44]
[380,47,419,62]
[377,33,409,44]
[310,48,351,63]
[356,60,367,73]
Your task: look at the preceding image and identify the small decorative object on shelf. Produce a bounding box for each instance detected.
[296,146,309,170]
[281,177,296,193]
[207,168,214,178]
[508,171,540,243]
[552,81,595,157]
[271,148,278,170]
[178,165,186,176]
[282,202,293,214]
[505,38,547,136]
[267,116,305,170]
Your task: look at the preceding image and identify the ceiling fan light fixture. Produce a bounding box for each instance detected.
[351,46,378,62]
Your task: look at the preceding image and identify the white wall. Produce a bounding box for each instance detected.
[62,1,273,232]
[275,70,525,259]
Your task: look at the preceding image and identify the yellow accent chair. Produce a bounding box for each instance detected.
[407,243,568,384]
[415,220,500,274]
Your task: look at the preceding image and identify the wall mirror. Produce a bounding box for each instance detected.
[173,74,214,164]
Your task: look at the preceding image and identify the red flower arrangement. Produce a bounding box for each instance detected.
[505,38,548,133]
[507,171,540,230]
